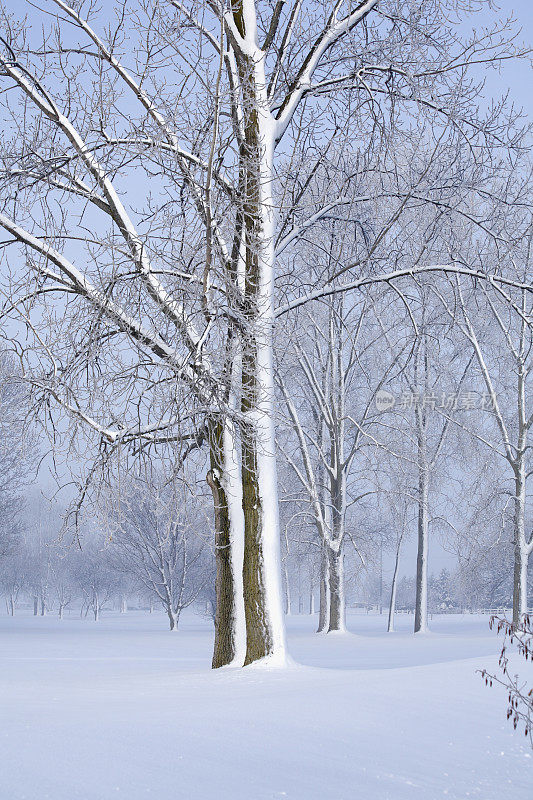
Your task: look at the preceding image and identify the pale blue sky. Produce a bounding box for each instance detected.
[474,1,532,118]
[14,1,532,118]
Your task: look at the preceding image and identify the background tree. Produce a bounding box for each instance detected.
[277,290,401,632]
[73,540,118,621]
[103,475,212,631]
[437,270,532,626]
[0,349,35,559]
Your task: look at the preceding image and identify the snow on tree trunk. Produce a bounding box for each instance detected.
[241,406,286,663]
[236,33,286,667]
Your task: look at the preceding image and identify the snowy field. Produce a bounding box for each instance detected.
[0,611,531,800]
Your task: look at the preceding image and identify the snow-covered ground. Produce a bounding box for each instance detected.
[0,610,530,799]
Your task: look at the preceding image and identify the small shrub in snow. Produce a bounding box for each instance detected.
[480,614,533,748]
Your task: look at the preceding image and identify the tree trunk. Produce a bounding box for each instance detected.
[283,560,292,615]
[207,417,246,668]
[327,545,345,632]
[318,545,330,632]
[237,37,286,666]
[240,277,286,664]
[241,425,280,661]
[512,463,528,627]
[379,539,383,615]
[33,596,38,616]
[414,464,429,633]
[388,534,403,633]
[327,459,346,633]
[167,608,180,631]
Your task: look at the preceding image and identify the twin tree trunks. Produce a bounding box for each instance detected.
[206,366,286,669]
[203,9,290,669]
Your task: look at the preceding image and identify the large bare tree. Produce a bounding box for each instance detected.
[0,0,529,667]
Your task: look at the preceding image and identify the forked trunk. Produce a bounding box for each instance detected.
[167,609,180,631]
